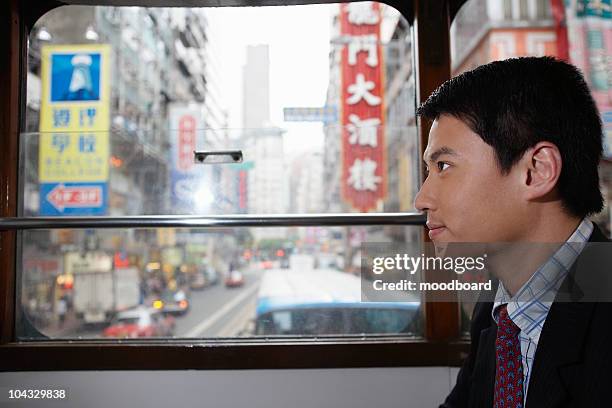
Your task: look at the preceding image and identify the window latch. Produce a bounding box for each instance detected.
[194,150,243,164]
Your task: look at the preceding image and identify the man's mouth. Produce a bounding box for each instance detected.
[426,223,446,240]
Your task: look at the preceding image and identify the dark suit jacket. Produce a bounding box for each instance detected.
[441,225,612,408]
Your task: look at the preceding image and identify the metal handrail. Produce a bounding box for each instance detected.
[0,212,426,230]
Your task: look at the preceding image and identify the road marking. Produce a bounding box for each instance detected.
[217,296,257,337]
[183,284,259,337]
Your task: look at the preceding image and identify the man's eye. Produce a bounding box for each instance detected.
[437,162,450,171]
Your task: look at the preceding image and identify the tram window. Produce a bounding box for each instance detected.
[25,4,419,218]
[451,0,612,333]
[18,2,426,341]
[18,226,424,339]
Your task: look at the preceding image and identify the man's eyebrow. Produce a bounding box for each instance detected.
[423,146,458,163]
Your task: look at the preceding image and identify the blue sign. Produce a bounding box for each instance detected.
[40,182,108,216]
[171,171,199,211]
[51,53,101,102]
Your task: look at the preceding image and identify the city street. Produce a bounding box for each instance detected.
[51,268,263,339]
[176,269,261,338]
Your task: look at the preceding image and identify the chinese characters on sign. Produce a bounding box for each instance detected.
[38,45,111,215]
[178,115,197,172]
[168,104,207,212]
[340,2,386,212]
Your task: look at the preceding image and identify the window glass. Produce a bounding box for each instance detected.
[21,3,422,340]
[21,3,423,341]
[24,3,419,217]
[519,0,529,19]
[503,0,512,20]
[536,0,551,19]
[451,0,612,333]
[18,226,423,339]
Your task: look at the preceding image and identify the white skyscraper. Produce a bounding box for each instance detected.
[241,45,289,239]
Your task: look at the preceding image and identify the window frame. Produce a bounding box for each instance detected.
[0,0,469,371]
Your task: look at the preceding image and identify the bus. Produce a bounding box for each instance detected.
[255,268,421,336]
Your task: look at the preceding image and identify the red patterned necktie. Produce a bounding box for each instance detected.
[493,305,524,408]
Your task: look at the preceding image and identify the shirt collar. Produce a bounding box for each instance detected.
[492,218,593,344]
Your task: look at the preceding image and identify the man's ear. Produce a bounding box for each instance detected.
[519,141,562,201]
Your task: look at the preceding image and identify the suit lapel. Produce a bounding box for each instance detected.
[588,224,610,243]
[525,300,595,407]
[471,324,497,408]
[525,225,607,407]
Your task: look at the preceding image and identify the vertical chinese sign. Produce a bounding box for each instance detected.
[340,2,386,212]
[39,44,111,215]
[238,168,248,213]
[168,104,206,213]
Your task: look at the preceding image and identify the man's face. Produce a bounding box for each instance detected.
[415,115,526,243]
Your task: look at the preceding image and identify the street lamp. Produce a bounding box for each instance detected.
[194,185,215,214]
[37,26,52,41]
[85,25,99,41]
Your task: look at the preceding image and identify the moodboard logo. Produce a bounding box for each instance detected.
[51,53,101,102]
[360,242,612,303]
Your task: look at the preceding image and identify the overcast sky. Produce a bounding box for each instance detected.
[206,4,335,155]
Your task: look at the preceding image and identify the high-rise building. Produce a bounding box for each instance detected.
[451,0,556,75]
[27,6,229,218]
[25,5,232,260]
[323,8,343,214]
[240,45,288,240]
[290,151,324,214]
[383,8,420,244]
[242,45,271,130]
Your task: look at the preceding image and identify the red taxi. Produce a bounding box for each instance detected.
[103,307,175,338]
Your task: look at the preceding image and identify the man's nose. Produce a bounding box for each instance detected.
[414,178,435,212]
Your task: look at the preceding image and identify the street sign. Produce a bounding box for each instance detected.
[65,251,112,275]
[171,173,198,206]
[230,161,255,171]
[168,104,206,211]
[340,3,387,212]
[39,44,111,215]
[40,182,108,216]
[283,106,338,123]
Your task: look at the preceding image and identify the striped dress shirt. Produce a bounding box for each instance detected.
[491,218,594,405]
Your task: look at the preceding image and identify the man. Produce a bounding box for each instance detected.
[414,57,611,407]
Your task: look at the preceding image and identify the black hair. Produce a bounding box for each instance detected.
[417,56,604,218]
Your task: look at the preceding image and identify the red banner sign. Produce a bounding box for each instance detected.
[551,0,569,61]
[178,115,196,171]
[239,170,247,210]
[340,2,386,212]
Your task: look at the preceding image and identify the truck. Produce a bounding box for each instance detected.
[288,254,316,270]
[73,267,141,325]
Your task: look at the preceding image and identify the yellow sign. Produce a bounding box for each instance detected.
[39,44,111,183]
